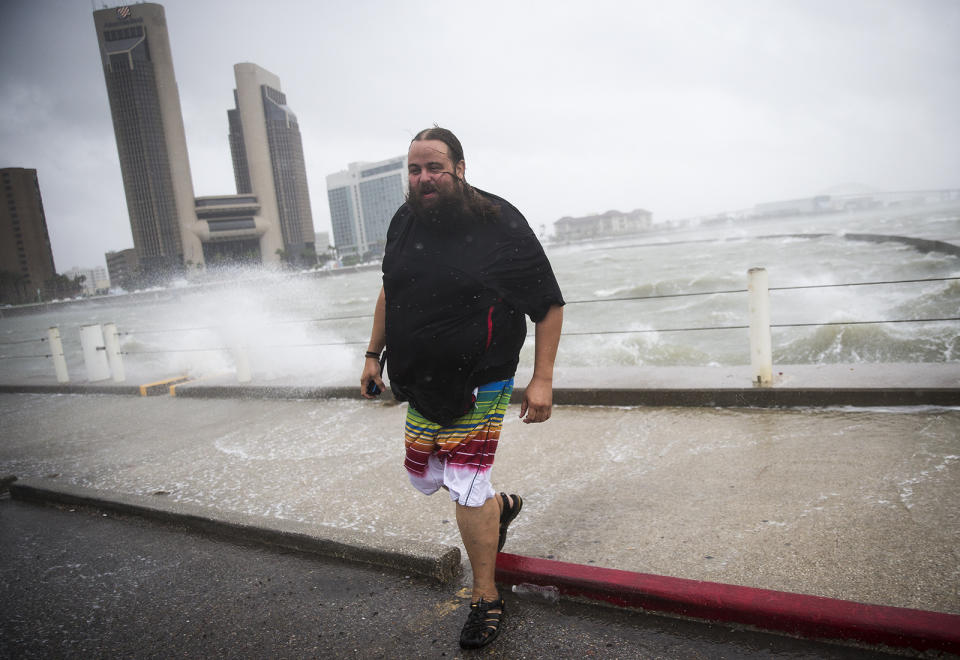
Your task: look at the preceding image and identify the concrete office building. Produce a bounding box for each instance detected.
[218,63,316,266]
[326,156,407,260]
[93,3,203,279]
[0,168,57,304]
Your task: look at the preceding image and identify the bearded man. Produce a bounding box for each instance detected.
[360,126,564,649]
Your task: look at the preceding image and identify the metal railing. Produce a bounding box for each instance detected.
[2,274,957,385]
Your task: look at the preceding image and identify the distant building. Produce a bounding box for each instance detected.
[93,5,316,276]
[93,3,202,279]
[753,196,831,217]
[327,156,407,260]
[314,231,330,253]
[63,266,110,296]
[1,168,57,304]
[105,248,140,291]
[554,209,653,241]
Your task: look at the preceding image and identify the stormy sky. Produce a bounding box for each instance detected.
[1,0,958,270]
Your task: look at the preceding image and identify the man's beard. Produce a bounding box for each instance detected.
[406,175,469,221]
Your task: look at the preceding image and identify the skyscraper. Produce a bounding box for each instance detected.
[0,168,57,304]
[94,5,317,273]
[227,63,315,265]
[326,156,407,261]
[92,3,203,279]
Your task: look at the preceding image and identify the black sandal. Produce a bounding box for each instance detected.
[498,492,523,552]
[459,596,505,649]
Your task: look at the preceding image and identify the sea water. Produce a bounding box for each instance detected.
[0,203,957,384]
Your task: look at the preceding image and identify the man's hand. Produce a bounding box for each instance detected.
[519,375,552,423]
[360,357,384,399]
[520,304,562,423]
[361,288,387,400]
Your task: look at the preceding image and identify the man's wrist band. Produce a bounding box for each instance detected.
[365,351,381,360]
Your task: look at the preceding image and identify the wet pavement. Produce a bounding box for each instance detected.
[0,390,957,619]
[0,498,905,659]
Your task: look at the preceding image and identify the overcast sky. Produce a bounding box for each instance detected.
[2,0,958,270]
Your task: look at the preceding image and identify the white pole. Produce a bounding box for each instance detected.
[103,322,126,382]
[748,267,773,386]
[235,346,251,383]
[47,327,69,383]
[79,324,111,382]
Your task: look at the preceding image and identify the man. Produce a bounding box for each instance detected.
[360,127,563,649]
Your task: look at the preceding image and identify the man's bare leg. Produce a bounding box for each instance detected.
[455,493,505,602]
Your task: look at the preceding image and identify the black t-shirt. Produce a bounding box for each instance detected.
[381,190,564,426]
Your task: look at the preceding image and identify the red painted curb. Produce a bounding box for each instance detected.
[495,553,960,655]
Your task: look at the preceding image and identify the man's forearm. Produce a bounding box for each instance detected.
[367,287,387,354]
[532,304,563,380]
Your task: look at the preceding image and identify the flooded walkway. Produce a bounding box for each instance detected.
[1,391,957,616]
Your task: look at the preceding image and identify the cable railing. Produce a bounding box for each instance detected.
[40,274,951,337]
[1,274,957,383]
[559,316,960,337]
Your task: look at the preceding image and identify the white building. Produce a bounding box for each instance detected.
[63,266,110,296]
[326,156,408,260]
[554,209,653,241]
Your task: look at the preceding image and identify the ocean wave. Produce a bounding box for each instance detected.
[775,324,958,364]
[890,279,960,319]
[589,274,742,301]
[553,333,717,367]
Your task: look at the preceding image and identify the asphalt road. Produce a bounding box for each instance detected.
[0,497,905,659]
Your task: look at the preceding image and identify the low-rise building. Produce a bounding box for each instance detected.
[63,266,110,296]
[554,209,653,241]
[106,248,140,291]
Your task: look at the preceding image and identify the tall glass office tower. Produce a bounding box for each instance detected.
[326,156,407,261]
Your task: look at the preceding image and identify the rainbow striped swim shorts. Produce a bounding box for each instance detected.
[403,379,513,507]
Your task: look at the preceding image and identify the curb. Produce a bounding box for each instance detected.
[9,478,461,584]
[550,387,960,408]
[495,553,960,656]
[175,384,359,400]
[0,383,145,396]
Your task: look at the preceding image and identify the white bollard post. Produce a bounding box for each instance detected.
[103,322,126,382]
[79,324,111,382]
[235,346,251,383]
[748,267,773,386]
[47,327,69,383]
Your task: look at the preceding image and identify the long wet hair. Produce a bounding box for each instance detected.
[410,126,500,220]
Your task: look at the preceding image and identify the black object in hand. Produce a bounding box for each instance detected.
[366,351,386,396]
